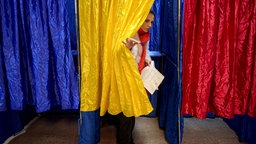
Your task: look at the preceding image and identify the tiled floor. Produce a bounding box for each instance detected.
[6,113,247,144]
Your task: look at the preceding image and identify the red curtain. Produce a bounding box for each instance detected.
[182,0,256,119]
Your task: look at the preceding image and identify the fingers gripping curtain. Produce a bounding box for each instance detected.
[79,0,154,117]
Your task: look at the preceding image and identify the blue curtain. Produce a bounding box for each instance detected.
[0,110,23,143]
[0,0,79,112]
[224,115,256,144]
[78,110,100,144]
[0,106,37,143]
[151,0,184,143]
[0,1,78,142]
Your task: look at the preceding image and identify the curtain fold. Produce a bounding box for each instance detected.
[182,0,256,119]
[0,39,6,111]
[0,0,79,112]
[79,0,154,117]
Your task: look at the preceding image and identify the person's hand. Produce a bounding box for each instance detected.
[122,38,141,50]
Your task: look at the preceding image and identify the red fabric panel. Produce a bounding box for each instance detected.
[182,0,256,119]
[247,1,256,117]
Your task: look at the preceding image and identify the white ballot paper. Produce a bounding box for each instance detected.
[141,64,164,94]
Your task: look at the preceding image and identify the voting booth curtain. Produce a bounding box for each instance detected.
[182,0,256,143]
[0,0,78,143]
[78,0,184,143]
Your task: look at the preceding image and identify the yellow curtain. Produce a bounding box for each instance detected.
[79,0,154,117]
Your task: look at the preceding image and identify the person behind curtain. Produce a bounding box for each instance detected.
[109,10,154,144]
[123,11,154,72]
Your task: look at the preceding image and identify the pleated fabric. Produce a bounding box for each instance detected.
[182,0,256,119]
[79,0,154,117]
[0,0,79,112]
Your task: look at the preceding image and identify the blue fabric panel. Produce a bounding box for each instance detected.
[152,0,184,143]
[247,117,256,144]
[78,110,100,144]
[0,0,79,112]
[149,0,163,51]
[224,115,256,144]
[159,57,179,144]
[0,0,25,110]
[0,110,23,144]
[0,106,36,143]
[147,92,158,117]
[66,0,77,50]
[66,0,79,73]
[160,0,178,64]
[18,106,37,126]
[46,0,79,111]
[0,37,7,111]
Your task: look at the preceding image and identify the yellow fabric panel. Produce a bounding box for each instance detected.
[79,0,154,117]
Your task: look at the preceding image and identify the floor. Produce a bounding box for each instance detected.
[5,113,247,144]
[182,118,247,144]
